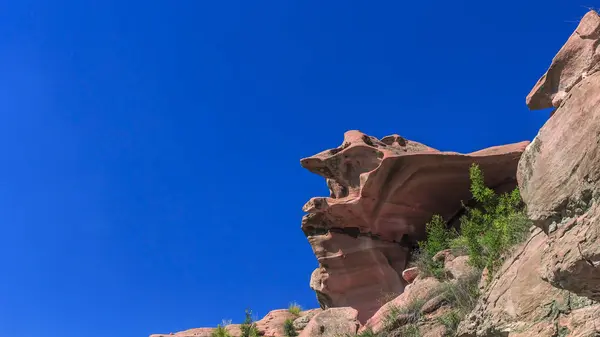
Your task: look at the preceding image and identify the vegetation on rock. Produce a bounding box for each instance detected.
[288,302,302,316]
[283,318,298,337]
[417,164,530,278]
[240,309,260,337]
[211,325,232,337]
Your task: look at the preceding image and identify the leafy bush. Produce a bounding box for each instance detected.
[458,164,530,274]
[288,302,302,316]
[283,319,298,337]
[416,215,457,279]
[417,164,530,278]
[240,309,260,337]
[211,325,232,337]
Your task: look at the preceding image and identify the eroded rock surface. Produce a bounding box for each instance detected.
[150,309,315,337]
[297,307,359,337]
[518,8,600,302]
[301,130,527,322]
[255,310,299,337]
[456,11,600,336]
[456,228,600,337]
[519,10,600,232]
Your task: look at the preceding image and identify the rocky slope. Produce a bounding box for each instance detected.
[151,10,600,337]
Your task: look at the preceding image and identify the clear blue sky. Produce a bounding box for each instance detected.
[0,1,581,336]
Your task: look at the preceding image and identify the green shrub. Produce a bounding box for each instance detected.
[211,325,232,337]
[418,164,530,278]
[458,164,530,274]
[439,272,480,314]
[416,215,457,279]
[283,319,298,337]
[397,324,420,337]
[240,309,260,337]
[356,329,379,337]
[288,302,302,316]
[437,310,462,336]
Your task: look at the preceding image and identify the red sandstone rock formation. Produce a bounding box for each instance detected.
[301,130,528,322]
[518,9,600,304]
[456,11,600,337]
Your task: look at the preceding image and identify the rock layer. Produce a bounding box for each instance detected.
[301,130,528,322]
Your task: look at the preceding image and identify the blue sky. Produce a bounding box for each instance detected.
[0,1,581,336]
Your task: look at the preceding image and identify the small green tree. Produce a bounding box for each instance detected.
[459,164,530,274]
[240,309,260,337]
[283,319,298,337]
[416,215,456,279]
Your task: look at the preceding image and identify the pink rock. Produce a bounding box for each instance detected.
[520,10,600,233]
[255,309,298,337]
[301,130,528,322]
[402,267,419,284]
[298,307,359,337]
[150,328,214,337]
[432,249,455,263]
[362,277,442,334]
[444,255,476,281]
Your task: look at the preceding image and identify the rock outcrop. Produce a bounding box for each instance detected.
[301,130,528,322]
[151,309,319,337]
[457,10,600,337]
[519,10,600,233]
[519,8,600,305]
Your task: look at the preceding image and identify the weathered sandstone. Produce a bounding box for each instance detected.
[301,130,527,322]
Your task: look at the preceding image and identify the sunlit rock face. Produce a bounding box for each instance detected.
[301,130,528,322]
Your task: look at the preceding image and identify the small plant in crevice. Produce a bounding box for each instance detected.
[350,328,379,337]
[211,325,232,337]
[440,272,480,315]
[383,298,426,330]
[377,290,401,306]
[283,318,298,337]
[288,302,302,316]
[240,309,260,337]
[396,324,420,337]
[436,310,462,336]
[415,214,457,279]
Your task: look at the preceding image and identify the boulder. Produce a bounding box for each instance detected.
[444,255,476,282]
[402,267,420,284]
[293,309,322,331]
[362,277,442,333]
[301,130,527,322]
[297,307,359,337]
